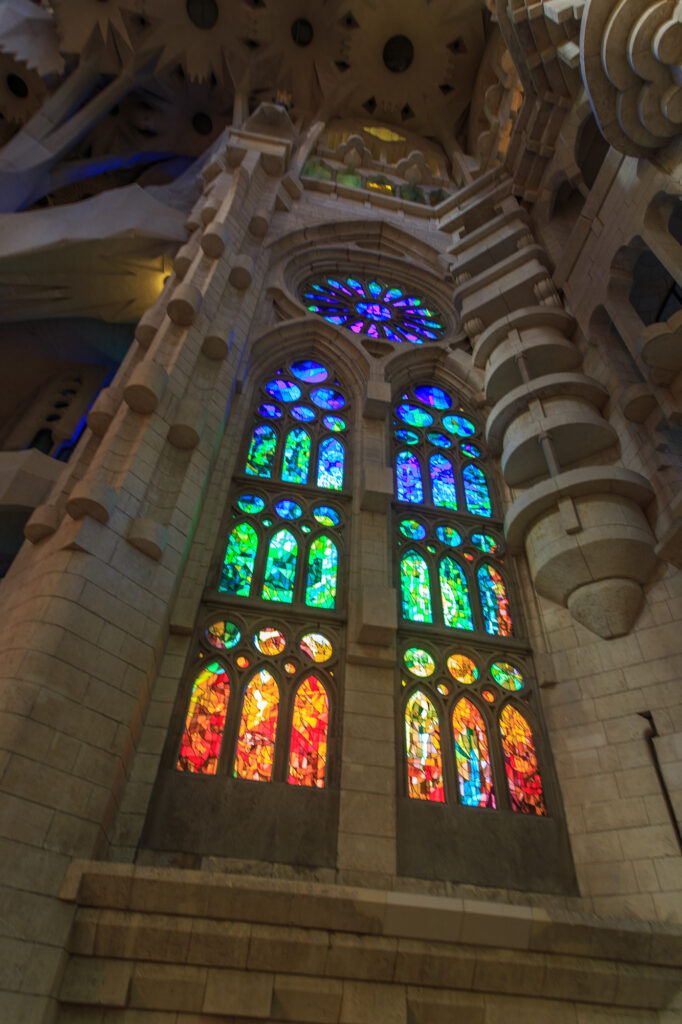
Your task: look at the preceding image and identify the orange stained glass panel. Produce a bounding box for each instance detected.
[499,704,547,815]
[176,662,229,775]
[234,669,279,782]
[405,690,445,802]
[288,675,329,788]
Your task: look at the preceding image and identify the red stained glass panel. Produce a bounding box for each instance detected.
[288,675,329,788]
[499,704,547,815]
[176,662,229,775]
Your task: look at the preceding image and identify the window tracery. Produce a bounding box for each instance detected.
[393,383,547,816]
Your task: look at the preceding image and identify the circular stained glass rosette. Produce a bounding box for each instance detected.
[471,533,498,554]
[262,518,272,527]
[206,621,240,650]
[301,524,311,533]
[482,689,495,703]
[491,662,524,691]
[236,655,250,668]
[300,632,332,662]
[443,414,475,437]
[237,494,265,514]
[290,359,328,384]
[461,442,481,458]
[253,628,287,656]
[265,379,301,402]
[436,526,461,547]
[291,405,316,422]
[311,388,345,410]
[284,661,297,674]
[404,647,435,677]
[415,386,451,409]
[427,544,437,554]
[395,429,419,445]
[447,654,478,685]
[400,519,426,540]
[258,402,281,419]
[397,403,433,428]
[275,499,302,520]
[436,683,450,697]
[427,432,451,448]
[302,276,445,345]
[323,415,345,432]
[313,506,340,527]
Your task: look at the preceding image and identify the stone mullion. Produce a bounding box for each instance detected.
[449,184,658,639]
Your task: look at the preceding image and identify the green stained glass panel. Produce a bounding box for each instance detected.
[262,530,297,603]
[237,494,265,514]
[219,523,258,596]
[245,424,277,478]
[305,535,338,609]
[440,556,473,630]
[400,550,432,623]
[282,428,311,484]
[404,647,435,677]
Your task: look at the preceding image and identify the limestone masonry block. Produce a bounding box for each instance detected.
[360,465,394,512]
[127,517,167,561]
[87,387,118,436]
[66,479,117,524]
[134,304,165,349]
[201,218,230,259]
[24,501,60,542]
[124,362,168,415]
[167,281,203,326]
[229,255,254,290]
[363,380,392,419]
[168,398,207,451]
[357,585,397,645]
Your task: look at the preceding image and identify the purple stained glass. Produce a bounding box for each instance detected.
[290,360,328,384]
[323,415,345,432]
[266,379,301,403]
[311,388,345,411]
[396,451,424,503]
[415,386,451,410]
[258,403,282,419]
[356,302,392,321]
[430,454,457,509]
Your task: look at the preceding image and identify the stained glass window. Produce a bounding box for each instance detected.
[234,669,279,782]
[302,276,446,345]
[452,698,495,808]
[440,557,473,630]
[396,451,423,503]
[245,425,277,477]
[430,454,457,509]
[317,438,344,489]
[306,535,338,608]
[176,662,229,775]
[401,550,433,623]
[282,428,311,485]
[478,564,513,637]
[288,676,329,787]
[463,465,492,517]
[499,705,546,815]
[220,523,257,596]
[405,691,445,801]
[262,530,297,603]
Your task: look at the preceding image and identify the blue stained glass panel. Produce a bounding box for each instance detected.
[323,415,345,432]
[395,429,419,445]
[275,500,302,520]
[282,428,311,485]
[436,526,462,547]
[237,494,265,514]
[290,360,328,384]
[291,406,316,422]
[415,386,451,409]
[430,454,457,509]
[245,425,277,478]
[461,442,481,458]
[317,438,344,489]
[443,414,475,437]
[463,464,492,517]
[313,505,340,526]
[400,519,427,540]
[258,403,282,419]
[266,379,301,402]
[311,388,345,410]
[396,451,424,503]
[397,404,433,428]
[427,432,451,448]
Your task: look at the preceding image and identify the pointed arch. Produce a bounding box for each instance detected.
[430,453,457,509]
[245,424,277,478]
[463,464,492,517]
[405,690,445,802]
[288,675,329,788]
[306,534,338,608]
[262,530,297,603]
[478,563,513,636]
[282,427,311,484]
[396,450,423,502]
[400,549,433,622]
[440,556,473,630]
[219,522,258,596]
[176,662,230,775]
[234,669,279,782]
[317,437,344,489]
[499,704,546,815]
[452,697,495,807]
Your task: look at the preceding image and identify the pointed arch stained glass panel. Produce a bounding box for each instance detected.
[430,454,457,509]
[306,535,338,608]
[478,564,513,636]
[282,428,311,484]
[400,550,433,622]
[234,669,279,782]
[499,705,546,815]
[396,451,423,503]
[219,523,257,595]
[262,530,297,603]
[176,662,229,775]
[288,675,329,788]
[452,698,495,807]
[463,464,492,517]
[245,424,277,478]
[440,557,473,630]
[317,438,344,489]
[405,690,444,802]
